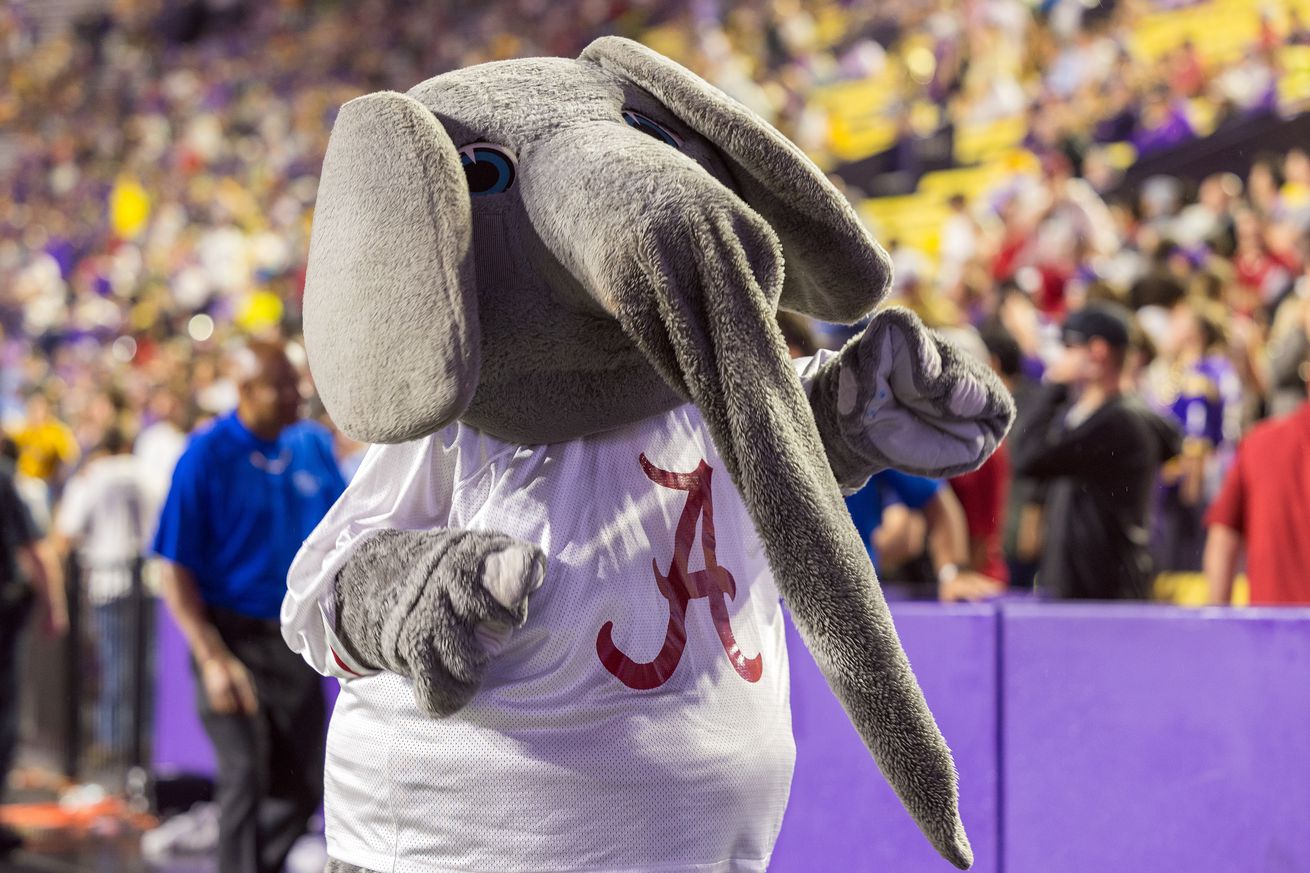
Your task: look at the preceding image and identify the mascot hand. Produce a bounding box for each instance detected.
[332,529,547,717]
[811,306,1014,486]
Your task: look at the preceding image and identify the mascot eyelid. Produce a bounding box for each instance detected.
[459,142,518,196]
[621,110,683,149]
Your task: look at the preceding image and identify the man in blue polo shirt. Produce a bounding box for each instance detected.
[153,340,345,873]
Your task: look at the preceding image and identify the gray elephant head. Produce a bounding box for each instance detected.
[304,36,973,869]
[306,39,890,444]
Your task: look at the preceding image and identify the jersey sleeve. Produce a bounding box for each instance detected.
[791,348,839,393]
[281,432,459,678]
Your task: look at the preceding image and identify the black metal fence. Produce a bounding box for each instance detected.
[62,552,156,791]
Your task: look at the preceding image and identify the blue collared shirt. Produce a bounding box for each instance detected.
[152,412,346,619]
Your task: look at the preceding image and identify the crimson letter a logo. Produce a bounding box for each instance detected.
[596,454,762,690]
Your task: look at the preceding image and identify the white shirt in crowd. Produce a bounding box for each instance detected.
[55,454,154,604]
[134,419,188,517]
[283,401,801,873]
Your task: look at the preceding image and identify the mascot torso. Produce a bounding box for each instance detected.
[294,403,794,872]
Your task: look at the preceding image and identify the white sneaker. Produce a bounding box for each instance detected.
[285,833,328,873]
[140,801,220,860]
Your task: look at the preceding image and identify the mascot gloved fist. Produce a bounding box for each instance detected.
[282,36,1013,873]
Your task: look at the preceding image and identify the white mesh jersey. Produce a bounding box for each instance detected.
[283,402,801,873]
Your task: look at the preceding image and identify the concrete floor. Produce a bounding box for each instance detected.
[4,831,326,873]
[4,839,214,873]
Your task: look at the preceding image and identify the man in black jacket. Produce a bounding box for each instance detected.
[1012,303,1181,600]
[0,453,62,855]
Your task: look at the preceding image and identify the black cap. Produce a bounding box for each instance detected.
[1061,302,1132,350]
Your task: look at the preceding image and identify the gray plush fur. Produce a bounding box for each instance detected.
[547,163,973,868]
[305,35,1016,870]
[325,861,378,873]
[580,37,892,324]
[305,92,478,444]
[332,528,545,716]
[811,306,1016,491]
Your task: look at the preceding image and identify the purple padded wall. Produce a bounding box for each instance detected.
[1002,603,1310,873]
[772,603,1000,873]
[152,605,215,772]
[152,606,338,774]
[152,597,1310,873]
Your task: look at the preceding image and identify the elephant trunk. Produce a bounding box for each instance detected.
[523,128,974,869]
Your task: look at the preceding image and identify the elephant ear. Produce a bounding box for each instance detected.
[580,36,890,324]
[304,91,479,444]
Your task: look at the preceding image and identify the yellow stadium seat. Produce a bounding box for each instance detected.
[826,118,897,162]
[1154,572,1250,607]
[810,77,894,115]
[860,195,931,222]
[919,165,1004,198]
[1101,142,1138,171]
[955,115,1027,165]
[1186,98,1219,137]
[1281,45,1310,74]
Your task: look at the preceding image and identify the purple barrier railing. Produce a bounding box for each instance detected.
[151,606,337,775]
[152,601,1310,873]
[151,604,212,774]
[1002,603,1310,873]
[772,603,1001,873]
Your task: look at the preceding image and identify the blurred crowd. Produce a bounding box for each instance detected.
[1,0,1308,620]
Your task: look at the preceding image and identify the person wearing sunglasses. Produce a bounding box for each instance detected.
[1011,303,1181,600]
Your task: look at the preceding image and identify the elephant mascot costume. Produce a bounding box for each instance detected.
[283,36,1013,873]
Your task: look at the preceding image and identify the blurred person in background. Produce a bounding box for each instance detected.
[151,340,345,873]
[946,454,1011,588]
[1145,297,1235,573]
[52,426,154,767]
[0,436,64,855]
[940,193,980,288]
[1205,308,1310,606]
[846,469,1003,602]
[948,326,1023,588]
[1266,275,1310,417]
[135,386,195,519]
[980,324,1045,592]
[10,389,79,508]
[1012,303,1181,600]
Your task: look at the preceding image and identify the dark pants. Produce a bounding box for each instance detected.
[0,586,32,804]
[93,596,133,753]
[197,607,325,873]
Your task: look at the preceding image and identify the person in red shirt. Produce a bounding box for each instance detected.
[1204,399,1310,605]
[949,443,1010,585]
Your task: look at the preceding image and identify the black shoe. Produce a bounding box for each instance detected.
[0,823,23,855]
